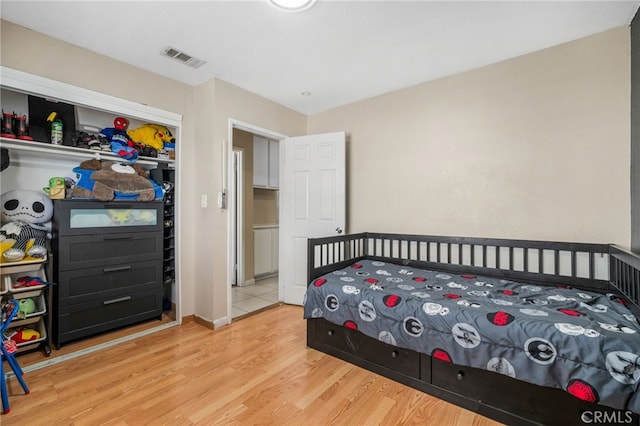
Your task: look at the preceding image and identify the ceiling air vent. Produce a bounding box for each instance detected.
[161,46,206,69]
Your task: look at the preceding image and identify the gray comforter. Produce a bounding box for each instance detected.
[303,260,640,414]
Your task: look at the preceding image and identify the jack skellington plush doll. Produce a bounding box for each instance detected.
[0,189,53,261]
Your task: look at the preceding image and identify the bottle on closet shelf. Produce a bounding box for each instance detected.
[47,111,64,145]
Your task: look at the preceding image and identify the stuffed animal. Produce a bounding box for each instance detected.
[109,209,132,225]
[99,117,139,162]
[127,123,175,153]
[0,189,53,262]
[18,298,37,316]
[13,276,49,289]
[8,328,41,344]
[43,176,66,199]
[71,159,163,201]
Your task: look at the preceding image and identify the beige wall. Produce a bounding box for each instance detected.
[0,20,307,325]
[210,79,305,321]
[309,26,631,247]
[254,189,278,225]
[0,20,198,319]
[1,19,633,326]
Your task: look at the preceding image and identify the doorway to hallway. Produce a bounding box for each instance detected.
[228,120,286,320]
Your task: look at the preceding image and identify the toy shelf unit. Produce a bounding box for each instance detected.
[0,258,52,356]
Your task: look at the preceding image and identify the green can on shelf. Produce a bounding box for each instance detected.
[47,111,63,145]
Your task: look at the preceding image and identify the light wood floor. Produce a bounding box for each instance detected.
[2,305,502,425]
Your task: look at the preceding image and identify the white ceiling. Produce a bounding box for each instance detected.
[2,1,639,115]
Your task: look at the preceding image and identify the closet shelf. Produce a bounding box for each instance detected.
[0,137,174,168]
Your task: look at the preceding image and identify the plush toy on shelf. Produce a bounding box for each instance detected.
[0,189,53,262]
[99,117,139,162]
[43,176,66,200]
[71,159,163,201]
[6,327,41,344]
[18,298,37,317]
[127,123,175,157]
[13,276,50,289]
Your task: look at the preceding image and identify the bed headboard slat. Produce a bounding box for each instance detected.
[308,233,640,318]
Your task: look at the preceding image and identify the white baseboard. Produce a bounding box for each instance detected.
[213,316,231,329]
[241,278,255,287]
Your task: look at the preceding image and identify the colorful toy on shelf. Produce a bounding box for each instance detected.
[1,111,34,141]
[13,276,50,289]
[18,299,36,317]
[99,117,139,162]
[71,159,163,201]
[43,177,66,200]
[6,327,41,344]
[127,123,175,157]
[1,110,15,138]
[0,190,53,262]
[13,115,34,141]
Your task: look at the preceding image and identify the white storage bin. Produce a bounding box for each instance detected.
[4,317,47,353]
[12,291,46,319]
[7,269,47,292]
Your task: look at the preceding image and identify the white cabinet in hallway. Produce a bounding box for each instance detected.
[253,136,279,189]
[254,225,278,277]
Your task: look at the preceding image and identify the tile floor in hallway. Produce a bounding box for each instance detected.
[232,275,279,318]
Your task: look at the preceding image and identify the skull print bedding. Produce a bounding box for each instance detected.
[303,259,640,414]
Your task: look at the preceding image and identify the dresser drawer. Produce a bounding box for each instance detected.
[57,232,162,270]
[310,317,420,379]
[53,200,163,235]
[54,287,162,346]
[56,260,162,306]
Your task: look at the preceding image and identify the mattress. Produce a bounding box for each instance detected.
[303,259,640,414]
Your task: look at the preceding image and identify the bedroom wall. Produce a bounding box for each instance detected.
[308,26,631,247]
[0,20,307,326]
[210,78,305,323]
[0,19,198,318]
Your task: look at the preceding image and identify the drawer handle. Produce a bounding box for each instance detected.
[327,330,335,336]
[103,235,134,241]
[103,296,132,305]
[391,350,398,359]
[457,371,465,381]
[103,265,132,273]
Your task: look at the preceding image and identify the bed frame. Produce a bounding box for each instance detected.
[306,232,640,426]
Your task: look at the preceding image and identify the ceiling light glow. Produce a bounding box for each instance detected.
[268,0,317,12]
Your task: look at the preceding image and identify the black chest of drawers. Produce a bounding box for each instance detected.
[52,200,164,347]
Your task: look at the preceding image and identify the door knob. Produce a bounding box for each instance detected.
[336,227,343,234]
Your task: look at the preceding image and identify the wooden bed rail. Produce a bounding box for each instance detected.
[308,232,640,298]
[610,245,640,318]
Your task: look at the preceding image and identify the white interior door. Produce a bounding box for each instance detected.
[280,131,346,305]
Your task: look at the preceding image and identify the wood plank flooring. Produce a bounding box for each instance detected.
[2,305,502,425]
